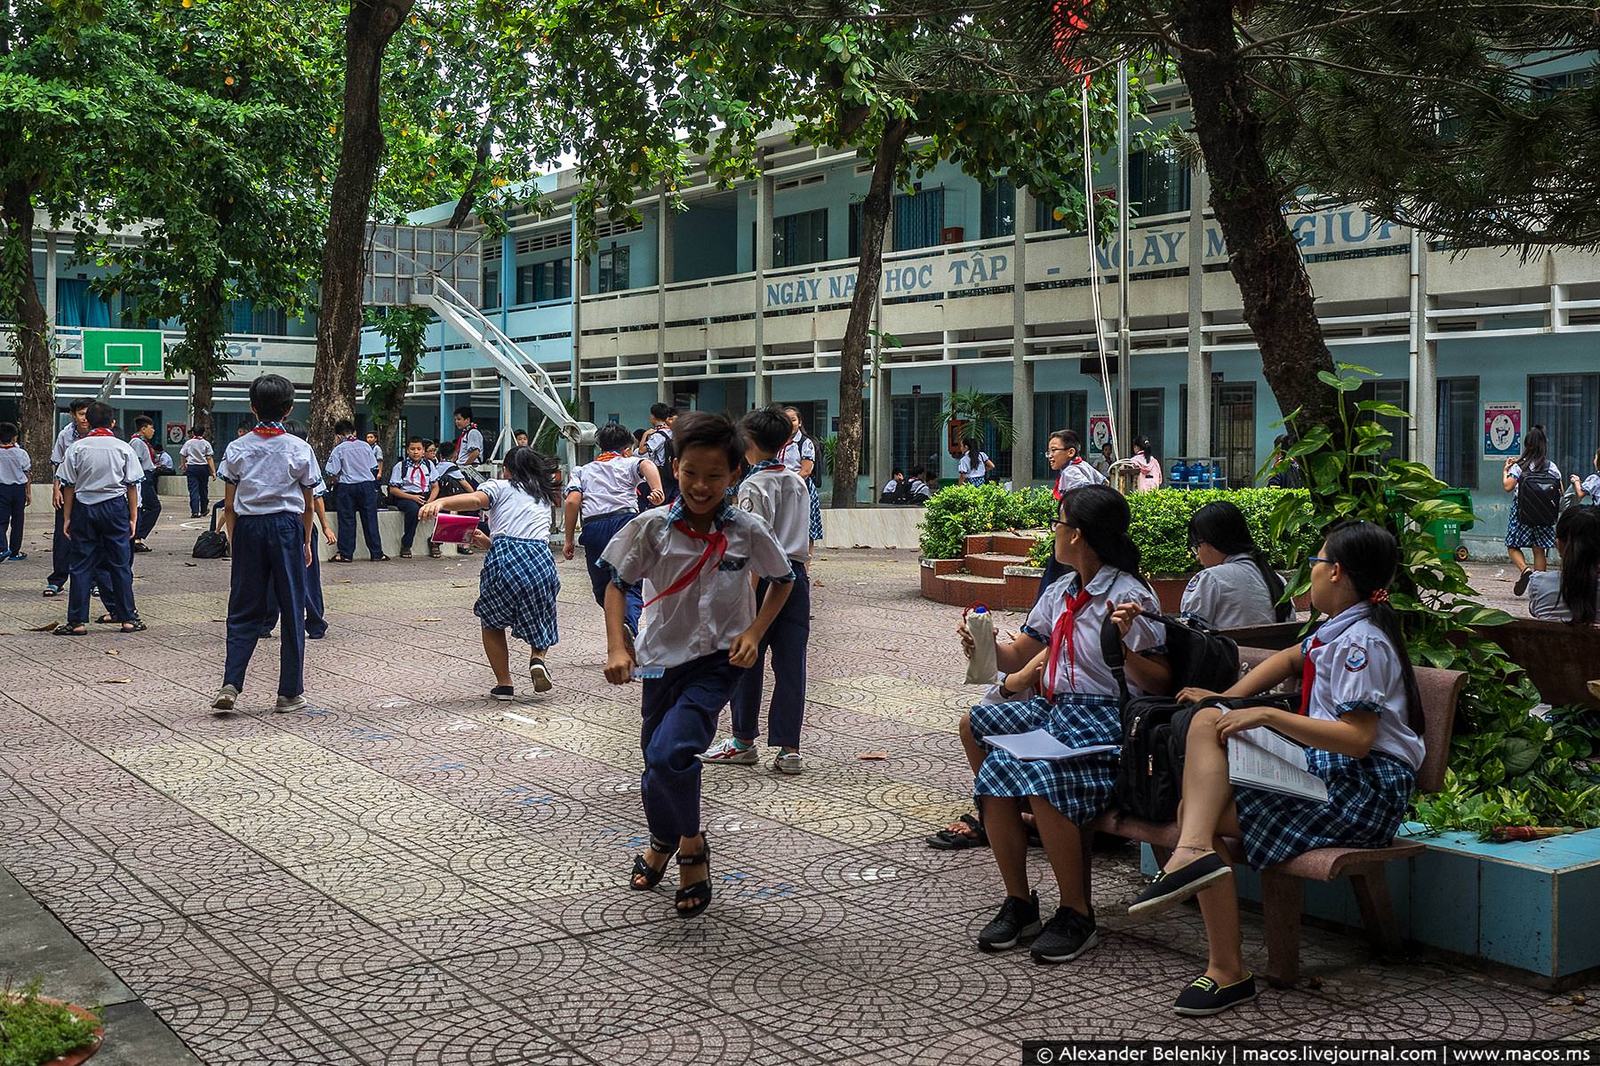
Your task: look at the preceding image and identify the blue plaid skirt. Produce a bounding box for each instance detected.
[1505,508,1556,550]
[1234,748,1416,869]
[475,535,560,648]
[808,482,823,542]
[970,694,1121,825]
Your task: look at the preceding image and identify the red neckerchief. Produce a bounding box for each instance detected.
[1298,638,1324,715]
[87,428,116,438]
[642,520,729,609]
[1044,587,1095,696]
[454,423,476,458]
[252,422,286,437]
[595,452,623,462]
[405,460,427,490]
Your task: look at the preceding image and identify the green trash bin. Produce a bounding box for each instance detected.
[1426,488,1475,562]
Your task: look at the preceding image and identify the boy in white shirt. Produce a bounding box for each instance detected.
[563,422,664,634]
[44,399,90,597]
[700,405,814,774]
[179,427,216,517]
[129,416,161,552]
[325,417,387,562]
[600,411,795,918]
[55,403,144,635]
[386,437,441,558]
[0,422,29,561]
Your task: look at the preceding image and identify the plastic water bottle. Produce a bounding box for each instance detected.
[1170,460,1189,486]
[965,605,998,685]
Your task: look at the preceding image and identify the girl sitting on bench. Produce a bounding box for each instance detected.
[1524,506,1600,623]
[1123,520,1423,1017]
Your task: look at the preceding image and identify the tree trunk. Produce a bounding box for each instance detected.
[373,338,422,469]
[1170,0,1340,440]
[832,119,910,509]
[309,0,413,457]
[1,180,54,483]
[185,274,226,433]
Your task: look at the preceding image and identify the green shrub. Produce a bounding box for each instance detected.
[0,979,100,1066]
[918,483,1054,559]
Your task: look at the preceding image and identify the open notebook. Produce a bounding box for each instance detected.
[1228,727,1329,803]
[985,729,1119,763]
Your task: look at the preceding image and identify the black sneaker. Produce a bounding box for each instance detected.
[1173,973,1257,1016]
[490,685,515,702]
[977,892,1041,953]
[1030,906,1099,964]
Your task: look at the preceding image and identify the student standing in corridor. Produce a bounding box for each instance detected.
[0,422,29,562]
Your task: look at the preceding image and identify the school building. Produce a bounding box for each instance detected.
[6,70,1597,545]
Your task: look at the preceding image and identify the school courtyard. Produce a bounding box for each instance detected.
[0,526,1595,1065]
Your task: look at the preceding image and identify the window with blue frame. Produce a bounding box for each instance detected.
[980,179,1015,239]
[1032,391,1089,480]
[482,265,500,309]
[1436,378,1479,489]
[516,260,571,305]
[227,300,287,336]
[1530,373,1600,484]
[773,209,828,267]
[597,245,631,293]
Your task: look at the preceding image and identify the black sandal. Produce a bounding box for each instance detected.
[927,812,989,851]
[94,614,120,625]
[675,837,712,918]
[52,623,87,636]
[120,620,148,633]
[629,836,676,891]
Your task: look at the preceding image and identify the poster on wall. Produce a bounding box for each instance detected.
[1483,403,1522,459]
[1088,413,1113,453]
[165,423,186,446]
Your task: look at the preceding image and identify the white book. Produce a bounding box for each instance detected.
[1228,727,1329,803]
[986,729,1120,763]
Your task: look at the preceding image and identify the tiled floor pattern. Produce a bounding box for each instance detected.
[0,531,1595,1064]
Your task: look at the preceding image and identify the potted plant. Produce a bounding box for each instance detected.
[1,978,103,1065]
[940,388,1013,459]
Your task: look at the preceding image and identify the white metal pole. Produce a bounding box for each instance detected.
[1115,61,1133,455]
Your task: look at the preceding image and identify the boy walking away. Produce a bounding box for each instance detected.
[212,374,323,714]
[44,399,90,597]
[387,437,441,558]
[130,416,161,552]
[0,422,31,561]
[260,422,335,641]
[701,405,814,774]
[421,446,563,700]
[326,418,388,562]
[180,426,216,517]
[643,403,678,505]
[563,422,664,636]
[54,402,144,635]
[601,411,796,918]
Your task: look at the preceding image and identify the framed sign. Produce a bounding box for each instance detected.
[1483,403,1522,459]
[165,422,186,446]
[1088,413,1113,452]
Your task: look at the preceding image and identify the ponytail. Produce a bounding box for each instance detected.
[502,445,561,508]
[1324,521,1423,735]
[1556,508,1600,624]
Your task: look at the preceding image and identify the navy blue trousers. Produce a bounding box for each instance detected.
[224,513,308,698]
[334,481,383,559]
[730,562,809,748]
[135,472,161,540]
[49,502,68,587]
[390,495,422,549]
[640,652,742,842]
[0,482,25,555]
[579,510,642,632]
[67,498,137,626]
[262,538,326,639]
[186,469,210,515]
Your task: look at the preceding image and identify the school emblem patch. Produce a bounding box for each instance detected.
[738,496,756,512]
[1185,574,1201,592]
[1343,647,1369,673]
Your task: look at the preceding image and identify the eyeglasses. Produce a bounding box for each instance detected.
[1045,446,1068,455]
[1308,556,1334,567]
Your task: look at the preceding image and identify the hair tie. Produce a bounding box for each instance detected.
[1369,588,1391,606]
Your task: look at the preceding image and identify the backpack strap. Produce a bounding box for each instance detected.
[1099,613,1133,708]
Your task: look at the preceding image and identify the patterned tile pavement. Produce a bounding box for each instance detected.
[0,525,1596,1064]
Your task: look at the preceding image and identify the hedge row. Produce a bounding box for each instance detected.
[919,483,1317,576]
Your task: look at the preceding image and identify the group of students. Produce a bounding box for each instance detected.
[939,453,1422,1017]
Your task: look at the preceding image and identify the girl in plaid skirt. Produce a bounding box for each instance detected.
[957,485,1171,964]
[1125,520,1424,1017]
[422,446,562,701]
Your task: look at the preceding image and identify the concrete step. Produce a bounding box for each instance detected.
[964,552,1033,579]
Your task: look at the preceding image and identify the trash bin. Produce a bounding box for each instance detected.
[1386,487,1476,562]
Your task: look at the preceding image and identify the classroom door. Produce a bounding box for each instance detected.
[1211,383,1256,485]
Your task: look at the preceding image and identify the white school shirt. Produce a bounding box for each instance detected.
[569,454,647,518]
[50,424,81,469]
[217,432,322,515]
[325,438,379,483]
[58,434,144,505]
[478,478,554,540]
[370,442,383,465]
[1055,459,1107,495]
[1019,568,1165,698]
[129,435,156,475]
[737,463,812,561]
[644,425,673,470]
[1301,603,1424,769]
[907,478,932,500]
[881,478,900,496]
[0,444,32,485]
[958,451,991,484]
[456,425,485,463]
[779,431,816,476]
[388,457,436,496]
[1525,570,1600,623]
[1581,474,1600,500]
[601,500,794,669]
[1180,554,1283,630]
[179,438,213,469]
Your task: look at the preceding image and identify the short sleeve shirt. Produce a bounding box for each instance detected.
[600,501,794,668]
[58,436,143,505]
[644,426,674,470]
[218,433,322,515]
[458,426,485,463]
[50,424,80,469]
[1055,460,1107,495]
[1303,604,1423,769]
[0,445,32,485]
[1021,568,1164,698]
[129,436,156,474]
[388,458,436,496]
[325,439,379,483]
[179,439,214,468]
[479,479,554,540]
[958,452,991,484]
[1179,554,1282,630]
[569,455,646,518]
[737,465,811,561]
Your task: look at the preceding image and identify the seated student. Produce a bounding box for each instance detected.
[563,423,664,635]
[880,469,906,503]
[958,485,1168,962]
[905,467,933,504]
[386,437,441,558]
[1524,507,1600,623]
[423,440,439,468]
[1125,520,1423,1017]
[1180,501,1294,629]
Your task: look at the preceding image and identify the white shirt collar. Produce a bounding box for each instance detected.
[1315,602,1373,643]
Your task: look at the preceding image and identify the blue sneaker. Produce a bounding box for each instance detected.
[7,552,25,561]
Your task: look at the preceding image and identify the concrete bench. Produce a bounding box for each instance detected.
[1085,646,1467,987]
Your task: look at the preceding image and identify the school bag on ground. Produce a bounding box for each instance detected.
[192,509,229,559]
[1517,464,1562,527]
[1101,611,1243,822]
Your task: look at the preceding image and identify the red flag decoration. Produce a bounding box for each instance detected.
[1051,0,1090,76]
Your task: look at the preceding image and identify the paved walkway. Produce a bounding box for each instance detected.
[0,522,1594,1064]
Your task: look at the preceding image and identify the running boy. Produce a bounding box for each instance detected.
[0,422,29,561]
[600,411,796,918]
[700,405,814,774]
[54,403,144,635]
[563,422,664,634]
[211,374,323,714]
[325,418,387,562]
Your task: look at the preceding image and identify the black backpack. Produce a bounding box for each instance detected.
[1102,612,1242,822]
[1516,463,1562,528]
[192,508,229,560]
